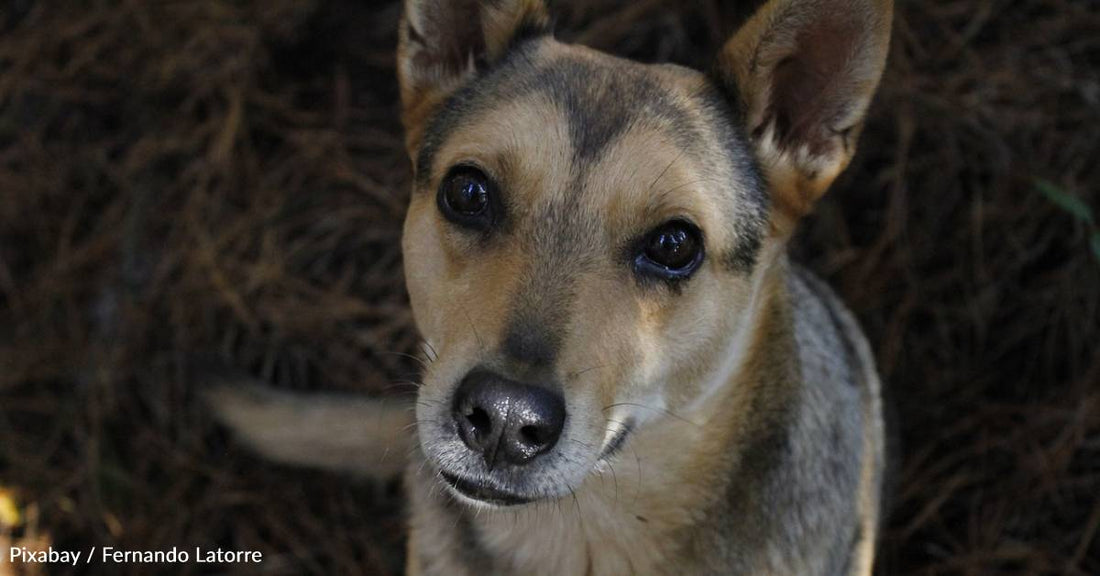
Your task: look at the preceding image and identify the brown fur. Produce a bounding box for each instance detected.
[207,1,893,574]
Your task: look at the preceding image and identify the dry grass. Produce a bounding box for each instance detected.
[1,0,1097,574]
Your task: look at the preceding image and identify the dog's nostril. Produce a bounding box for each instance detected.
[466,407,492,439]
[519,425,545,447]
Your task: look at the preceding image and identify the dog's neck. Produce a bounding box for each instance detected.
[467,252,801,575]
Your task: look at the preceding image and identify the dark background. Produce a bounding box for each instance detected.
[1,0,1098,574]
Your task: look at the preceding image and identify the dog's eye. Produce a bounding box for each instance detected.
[438,166,495,230]
[635,220,704,281]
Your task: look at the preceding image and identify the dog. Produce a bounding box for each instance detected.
[206,0,894,573]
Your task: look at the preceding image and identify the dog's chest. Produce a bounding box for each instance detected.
[471,451,725,575]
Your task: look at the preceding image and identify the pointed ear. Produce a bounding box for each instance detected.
[715,0,892,234]
[397,0,549,153]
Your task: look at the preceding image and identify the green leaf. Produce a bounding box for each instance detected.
[1091,232,1100,264]
[1034,179,1094,224]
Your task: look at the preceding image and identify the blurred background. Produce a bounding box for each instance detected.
[1,0,1098,574]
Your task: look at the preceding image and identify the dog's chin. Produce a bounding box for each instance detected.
[439,471,539,508]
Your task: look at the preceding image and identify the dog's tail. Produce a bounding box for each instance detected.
[204,378,415,479]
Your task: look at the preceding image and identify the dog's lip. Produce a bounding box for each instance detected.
[439,471,535,506]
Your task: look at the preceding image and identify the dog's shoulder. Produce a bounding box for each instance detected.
[779,263,885,574]
[784,263,882,478]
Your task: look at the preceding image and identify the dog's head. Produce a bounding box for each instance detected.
[398,0,891,507]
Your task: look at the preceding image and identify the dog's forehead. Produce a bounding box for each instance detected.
[498,47,704,163]
[420,39,751,177]
[417,38,767,271]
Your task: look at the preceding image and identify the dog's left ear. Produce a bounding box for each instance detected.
[397,0,549,153]
[715,0,892,234]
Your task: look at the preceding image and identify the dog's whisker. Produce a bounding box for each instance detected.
[381,380,422,393]
[652,176,727,204]
[379,350,434,371]
[402,419,434,432]
[566,363,609,380]
[416,399,443,410]
[420,340,440,363]
[603,402,700,427]
[568,438,595,449]
[646,149,687,195]
[607,460,621,507]
[461,309,484,351]
[629,442,644,505]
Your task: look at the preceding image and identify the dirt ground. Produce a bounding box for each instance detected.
[1,0,1098,574]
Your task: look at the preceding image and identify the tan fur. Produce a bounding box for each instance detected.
[207,1,893,574]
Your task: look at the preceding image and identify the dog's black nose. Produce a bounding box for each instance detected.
[453,370,565,469]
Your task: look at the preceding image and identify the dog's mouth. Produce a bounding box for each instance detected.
[440,471,535,506]
[433,417,636,508]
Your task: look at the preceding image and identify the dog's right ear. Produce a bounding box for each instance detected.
[397,0,549,154]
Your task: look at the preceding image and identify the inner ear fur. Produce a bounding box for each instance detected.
[397,0,549,153]
[716,0,892,233]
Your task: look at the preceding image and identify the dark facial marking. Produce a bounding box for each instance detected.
[416,77,485,188]
[723,230,762,274]
[498,194,598,370]
[526,59,703,163]
[692,79,769,275]
[501,317,559,368]
[692,78,765,203]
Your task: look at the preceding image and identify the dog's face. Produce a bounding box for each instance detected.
[404,40,769,505]
[397,0,891,507]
